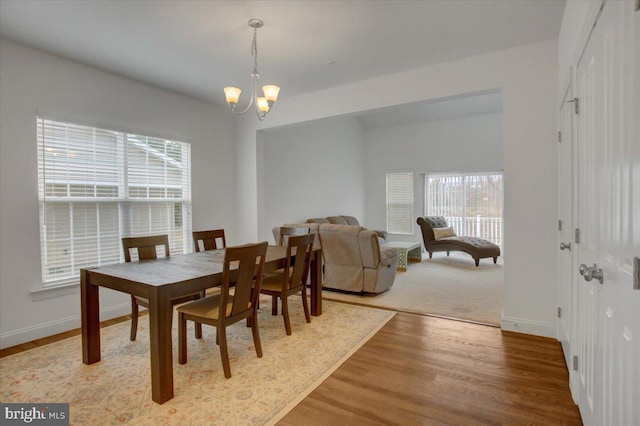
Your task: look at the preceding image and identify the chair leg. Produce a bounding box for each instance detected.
[196,291,206,338]
[130,296,139,341]
[493,257,498,264]
[475,258,480,267]
[428,252,433,259]
[447,251,450,256]
[271,295,278,316]
[301,287,311,323]
[251,311,263,358]
[282,296,292,336]
[218,325,232,378]
[248,290,257,327]
[178,313,187,365]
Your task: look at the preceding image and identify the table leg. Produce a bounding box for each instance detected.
[148,288,174,404]
[310,251,322,316]
[81,269,101,364]
[408,246,423,262]
[397,248,408,271]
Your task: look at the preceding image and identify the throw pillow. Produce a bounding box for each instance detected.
[432,226,456,240]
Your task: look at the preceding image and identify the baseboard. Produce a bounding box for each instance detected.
[501,315,557,338]
[0,303,131,350]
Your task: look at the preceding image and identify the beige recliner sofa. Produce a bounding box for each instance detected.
[318,224,397,294]
[306,215,388,241]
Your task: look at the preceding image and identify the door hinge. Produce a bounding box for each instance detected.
[575,228,580,244]
[635,0,639,12]
[558,131,562,143]
[573,355,579,371]
[633,257,640,290]
[567,98,579,115]
[558,220,563,231]
[558,307,562,318]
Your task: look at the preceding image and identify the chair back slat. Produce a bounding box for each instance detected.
[285,233,315,292]
[193,229,226,252]
[122,235,170,263]
[277,226,309,246]
[220,241,268,318]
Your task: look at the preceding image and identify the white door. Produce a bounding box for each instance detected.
[557,83,575,381]
[596,2,640,425]
[575,4,603,423]
[574,1,640,425]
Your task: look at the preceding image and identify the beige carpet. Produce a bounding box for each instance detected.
[324,252,504,325]
[0,298,394,425]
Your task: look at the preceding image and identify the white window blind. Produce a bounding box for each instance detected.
[426,172,503,247]
[37,118,192,286]
[386,172,414,234]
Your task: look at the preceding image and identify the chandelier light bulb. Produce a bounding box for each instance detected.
[224,87,242,106]
[257,97,270,112]
[262,85,280,104]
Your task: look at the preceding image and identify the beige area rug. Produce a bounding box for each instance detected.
[324,252,503,325]
[0,298,394,425]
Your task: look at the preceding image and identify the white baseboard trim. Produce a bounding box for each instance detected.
[501,315,557,338]
[0,303,131,350]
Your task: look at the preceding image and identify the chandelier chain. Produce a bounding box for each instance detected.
[251,28,259,76]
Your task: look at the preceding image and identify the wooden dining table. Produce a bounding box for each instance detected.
[80,245,323,404]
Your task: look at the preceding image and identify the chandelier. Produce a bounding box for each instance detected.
[223,19,280,121]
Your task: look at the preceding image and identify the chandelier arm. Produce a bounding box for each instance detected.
[228,94,255,115]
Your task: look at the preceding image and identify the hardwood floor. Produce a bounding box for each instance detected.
[1,309,582,425]
[279,312,583,425]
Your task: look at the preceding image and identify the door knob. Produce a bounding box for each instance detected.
[579,263,589,276]
[579,263,604,284]
[560,242,572,251]
[591,265,604,284]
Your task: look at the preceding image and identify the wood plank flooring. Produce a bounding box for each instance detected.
[279,312,583,425]
[1,310,582,425]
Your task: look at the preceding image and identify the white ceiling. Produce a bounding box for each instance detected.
[0,1,565,108]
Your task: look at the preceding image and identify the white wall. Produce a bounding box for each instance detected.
[0,39,236,348]
[257,116,365,242]
[364,112,503,242]
[236,39,558,337]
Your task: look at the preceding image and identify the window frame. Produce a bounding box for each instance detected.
[386,171,415,235]
[36,117,192,288]
[425,171,504,248]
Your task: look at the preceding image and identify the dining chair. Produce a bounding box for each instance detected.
[261,233,314,335]
[176,241,268,378]
[192,229,226,252]
[277,226,310,246]
[122,235,203,341]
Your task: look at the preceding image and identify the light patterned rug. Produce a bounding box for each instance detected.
[0,298,394,425]
[324,252,503,325]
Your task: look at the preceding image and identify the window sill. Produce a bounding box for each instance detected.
[30,280,80,301]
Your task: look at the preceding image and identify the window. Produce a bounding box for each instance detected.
[426,172,503,247]
[37,118,192,286]
[386,172,414,234]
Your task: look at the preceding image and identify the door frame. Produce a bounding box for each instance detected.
[557,70,579,402]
